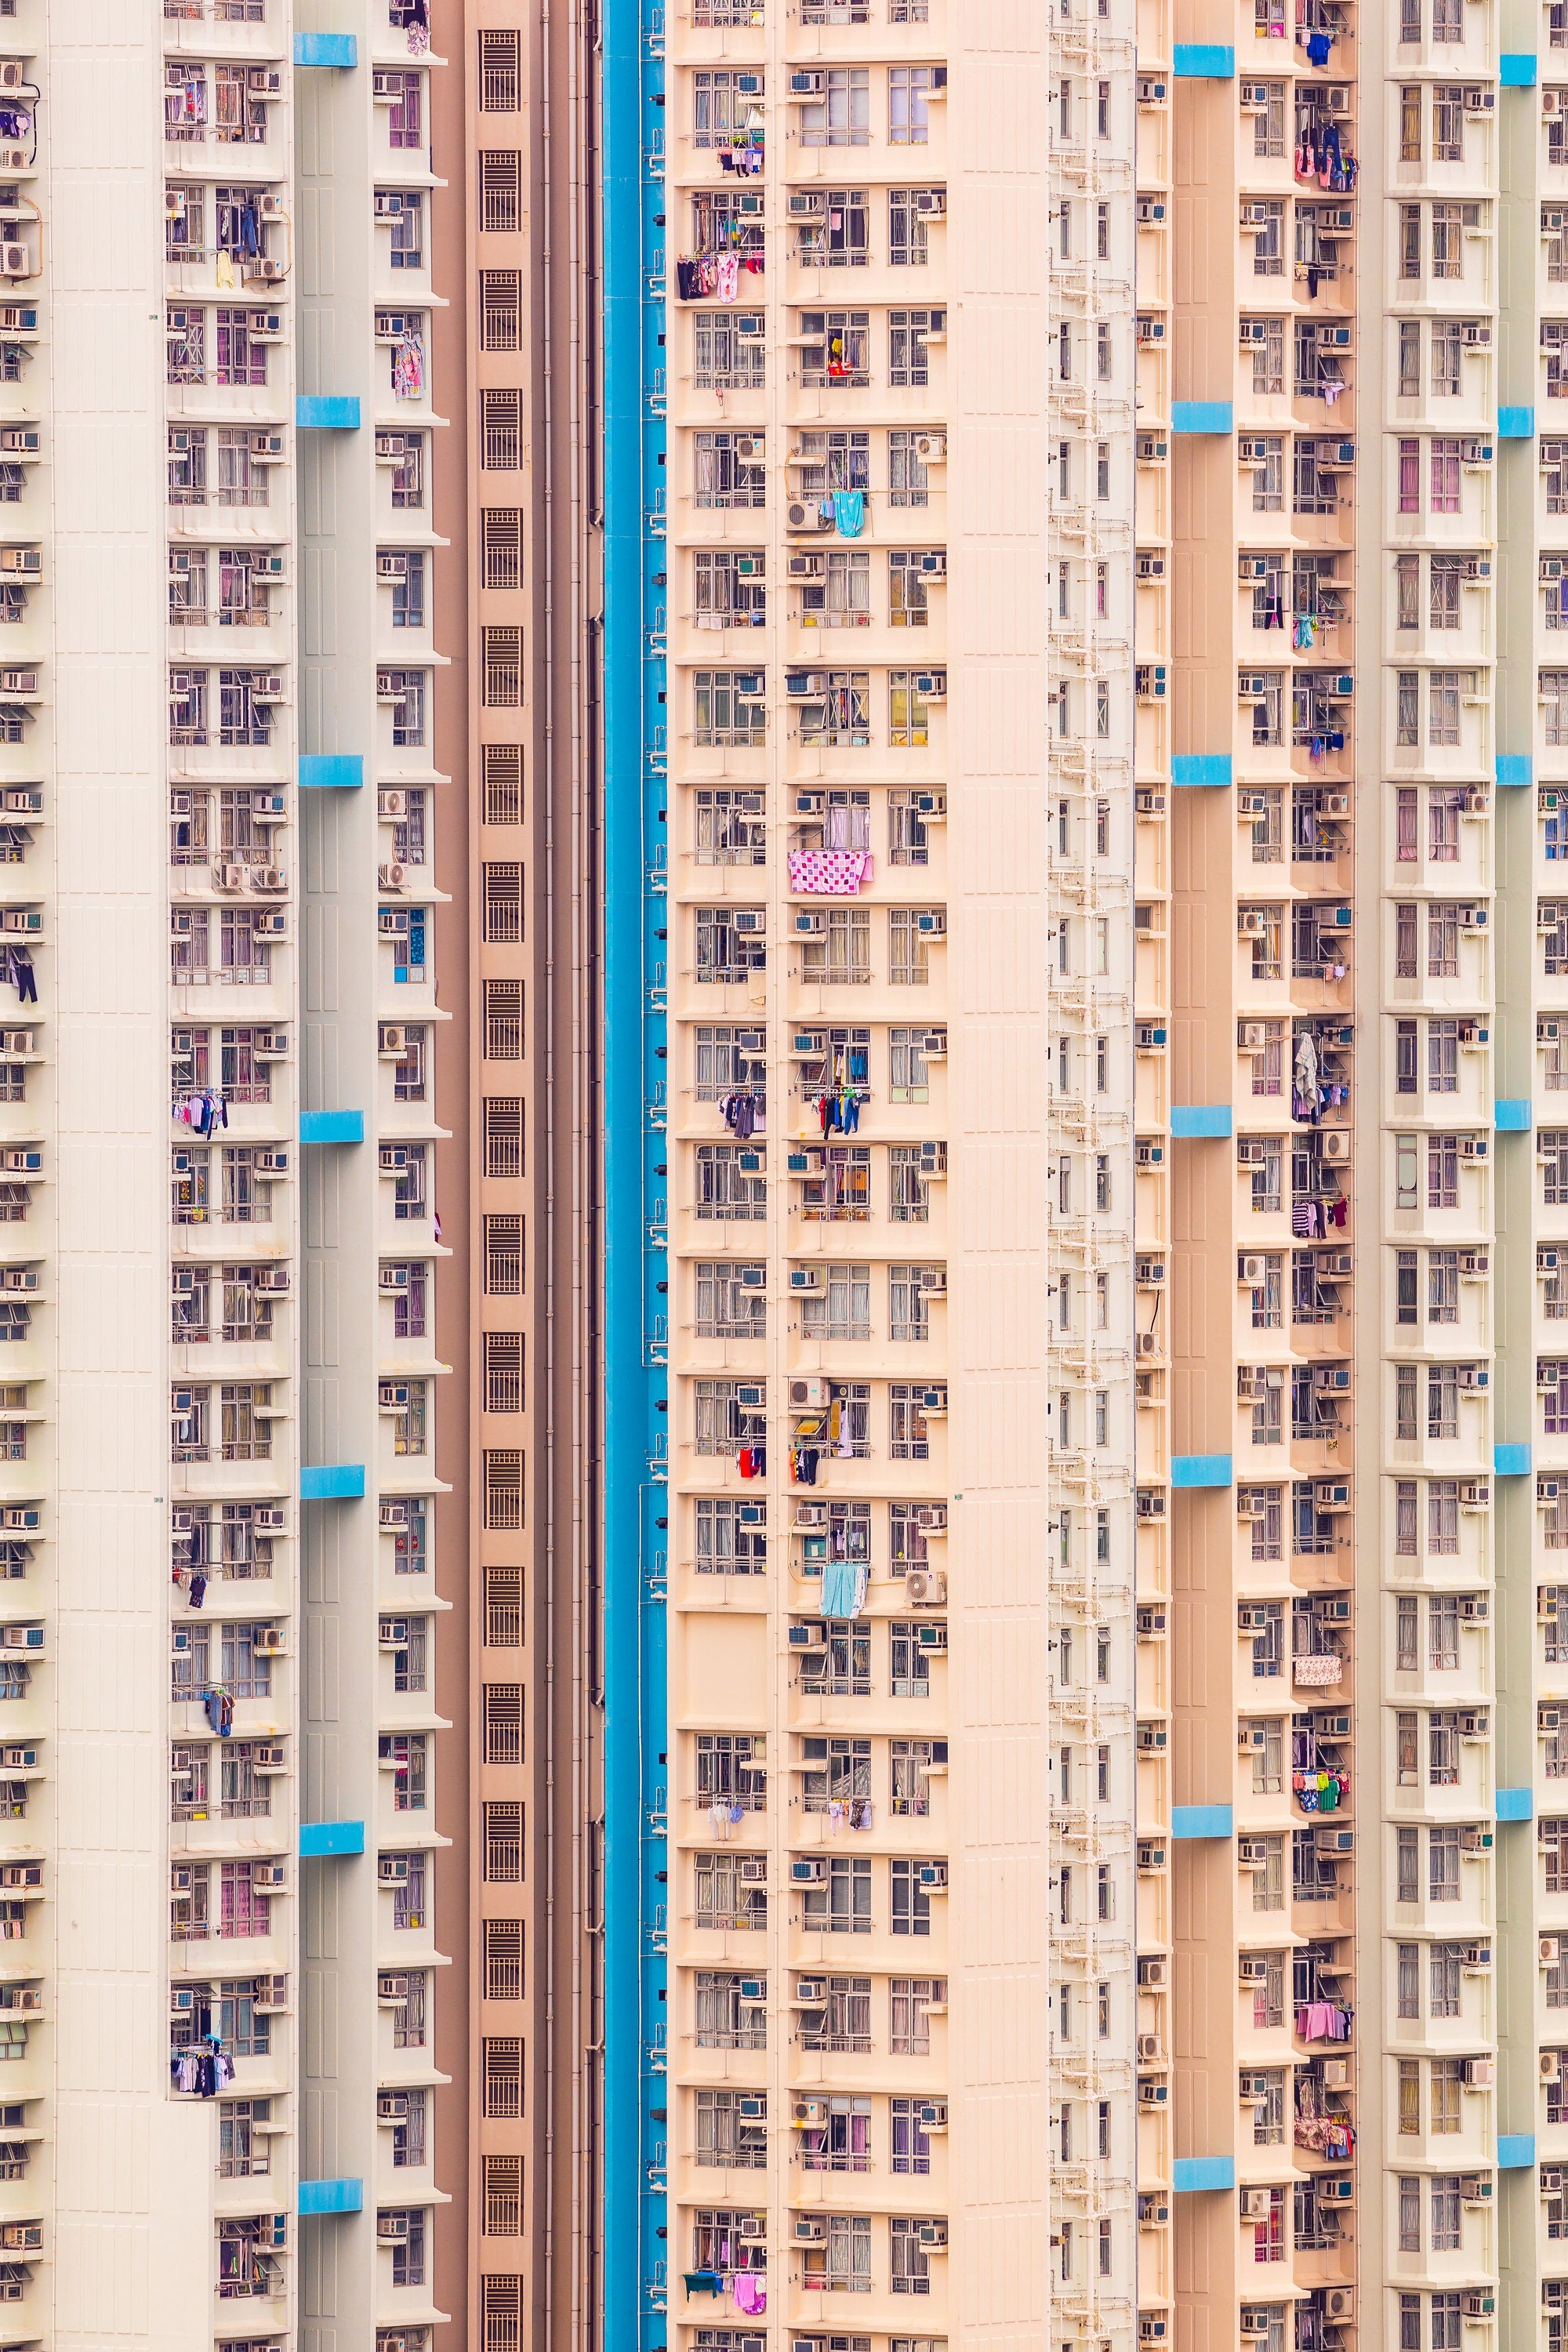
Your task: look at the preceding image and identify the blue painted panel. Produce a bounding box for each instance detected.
[1495,1100,1533,1132]
[1501,53,1538,86]
[298,2176,363,2214]
[293,32,358,67]
[1172,1805,1234,1841]
[1172,753,1232,788]
[1495,1443,1533,1478]
[1174,2157,1236,2193]
[300,1110,365,1145]
[1172,43,1235,77]
[603,0,669,2343]
[1499,2133,1537,2168]
[1171,1105,1232,1139]
[1497,753,1533,787]
[299,753,364,790]
[1172,1454,1233,1490]
[296,394,361,431]
[1171,401,1234,435]
[300,1464,365,1501]
[1499,405,1535,438]
[1497,1788,1534,1824]
[300,1820,365,1858]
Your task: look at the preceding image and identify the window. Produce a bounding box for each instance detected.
[484,1098,523,1178]
[479,27,519,110]
[1430,2177,1461,2253]
[386,68,423,149]
[483,508,523,591]
[891,1858,935,1935]
[694,314,766,393]
[797,907,869,987]
[888,67,931,143]
[693,70,767,146]
[481,861,524,941]
[800,66,869,147]
[484,1802,523,1882]
[891,2216,936,2296]
[483,2036,523,2119]
[482,390,521,472]
[390,1852,426,1929]
[484,1214,523,1294]
[480,270,521,350]
[484,1331,524,1414]
[803,1853,872,1933]
[485,1920,523,2002]
[485,1565,521,1646]
[481,2153,521,2235]
[694,670,767,747]
[485,1450,523,1530]
[484,1684,522,1766]
[693,2089,770,2174]
[485,980,523,1061]
[890,310,942,389]
[480,150,521,234]
[695,1852,767,1933]
[801,2212,872,2291]
[482,626,522,707]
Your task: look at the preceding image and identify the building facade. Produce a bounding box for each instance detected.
[24,3,1568,2352]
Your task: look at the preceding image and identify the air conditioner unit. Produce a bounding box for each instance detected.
[251,1859,286,1891]
[904,1569,947,1606]
[913,432,946,463]
[789,1376,830,1412]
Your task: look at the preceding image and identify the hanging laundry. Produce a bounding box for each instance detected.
[714,254,740,303]
[788,848,873,896]
[832,489,865,539]
[7,948,34,1005]
[188,1573,208,1610]
[731,2275,767,2318]
[204,1686,234,1737]
[394,333,426,400]
[821,1555,860,1619]
[677,258,702,300]
[1306,28,1331,66]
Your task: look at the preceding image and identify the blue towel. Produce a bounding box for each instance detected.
[821,1556,860,1619]
[833,489,865,539]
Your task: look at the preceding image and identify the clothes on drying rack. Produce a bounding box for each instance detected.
[720,1091,761,1139]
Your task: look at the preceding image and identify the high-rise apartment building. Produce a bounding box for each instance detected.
[604,0,1077,2346]
[0,2,602,2347]
[27,2,1568,2351]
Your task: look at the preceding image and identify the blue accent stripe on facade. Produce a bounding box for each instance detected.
[1171,753,1232,788]
[299,1110,365,1144]
[299,1819,365,1857]
[299,1463,364,1501]
[603,0,668,2340]
[299,753,365,789]
[295,394,361,430]
[1171,1104,1232,1138]
[1171,401,1234,435]
[1171,1454,1233,1490]
[1173,2156,1236,2192]
[1171,1805,1234,1840]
